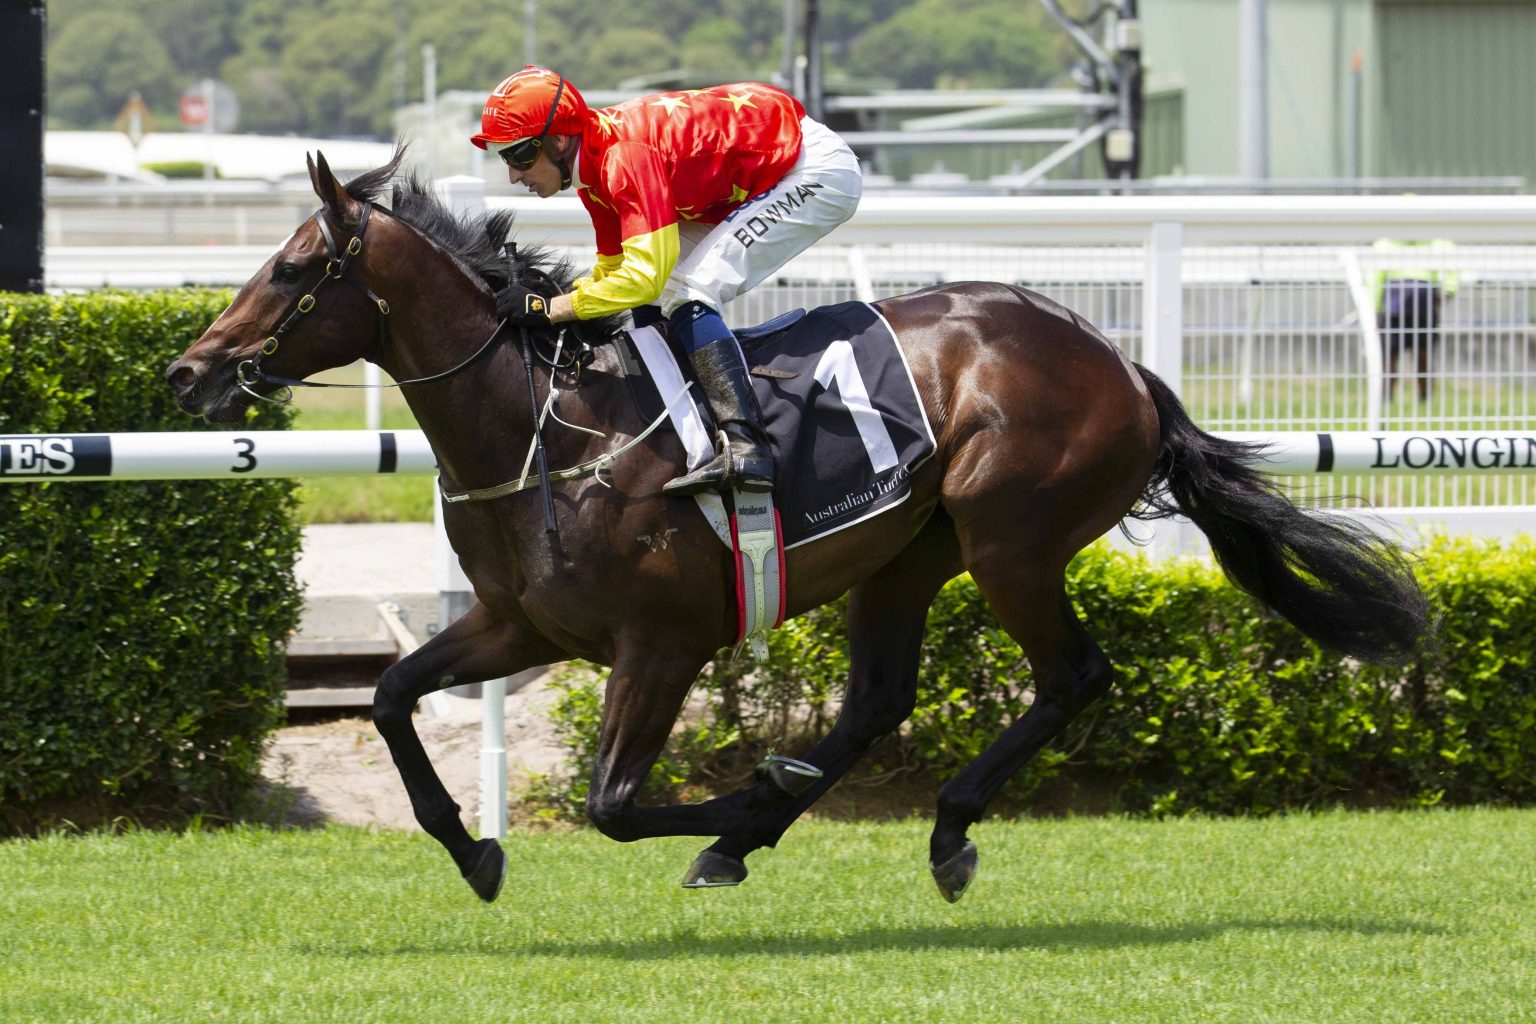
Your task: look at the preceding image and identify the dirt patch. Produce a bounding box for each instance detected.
[259,674,568,830]
[256,675,1081,832]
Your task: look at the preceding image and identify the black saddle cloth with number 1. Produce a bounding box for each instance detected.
[621,300,937,548]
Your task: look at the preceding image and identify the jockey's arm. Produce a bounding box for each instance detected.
[550,224,679,322]
[549,143,681,323]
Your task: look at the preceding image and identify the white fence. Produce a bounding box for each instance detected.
[469,188,1536,517]
[44,189,1536,516]
[9,429,1536,483]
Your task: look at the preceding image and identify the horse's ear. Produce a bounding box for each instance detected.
[311,149,362,226]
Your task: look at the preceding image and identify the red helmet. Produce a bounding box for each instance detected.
[470,66,588,149]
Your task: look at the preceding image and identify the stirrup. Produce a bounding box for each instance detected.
[664,430,773,497]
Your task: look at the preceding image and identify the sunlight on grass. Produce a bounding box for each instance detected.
[289,361,431,523]
[3,811,1533,1023]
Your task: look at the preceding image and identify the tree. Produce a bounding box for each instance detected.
[219,53,304,135]
[48,11,179,128]
[130,0,238,77]
[577,29,678,90]
[404,3,526,96]
[680,17,755,77]
[277,12,396,136]
[230,0,294,59]
[846,0,1063,89]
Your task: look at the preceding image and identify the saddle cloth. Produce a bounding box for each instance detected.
[622,300,937,549]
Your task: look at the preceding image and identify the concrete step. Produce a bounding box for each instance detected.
[288,636,400,659]
[285,686,376,709]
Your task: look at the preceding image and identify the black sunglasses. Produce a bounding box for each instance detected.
[497,138,544,171]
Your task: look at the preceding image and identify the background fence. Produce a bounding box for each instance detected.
[46,188,1536,520]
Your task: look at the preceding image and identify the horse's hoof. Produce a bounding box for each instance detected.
[682,850,749,889]
[929,840,978,904]
[755,754,824,797]
[463,838,507,903]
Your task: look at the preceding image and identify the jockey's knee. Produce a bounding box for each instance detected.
[668,300,734,355]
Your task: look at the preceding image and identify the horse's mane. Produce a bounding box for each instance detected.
[343,148,627,342]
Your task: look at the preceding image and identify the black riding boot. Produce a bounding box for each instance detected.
[663,339,776,496]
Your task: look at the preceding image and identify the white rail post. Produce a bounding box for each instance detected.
[1338,247,1384,431]
[1143,221,1184,395]
[846,245,875,303]
[480,677,508,840]
[365,366,382,430]
[1143,221,1188,554]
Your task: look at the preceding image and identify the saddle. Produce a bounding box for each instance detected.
[615,301,937,653]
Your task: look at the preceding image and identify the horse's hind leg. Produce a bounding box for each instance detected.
[371,601,563,902]
[688,515,962,885]
[929,558,1113,903]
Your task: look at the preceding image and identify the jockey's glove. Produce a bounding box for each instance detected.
[505,293,551,328]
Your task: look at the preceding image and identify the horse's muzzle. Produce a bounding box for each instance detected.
[165,357,243,421]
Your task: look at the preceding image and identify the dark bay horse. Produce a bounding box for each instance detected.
[167,152,1429,904]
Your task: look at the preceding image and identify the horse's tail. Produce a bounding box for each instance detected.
[1131,364,1431,663]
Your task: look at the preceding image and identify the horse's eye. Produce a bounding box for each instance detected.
[273,262,302,284]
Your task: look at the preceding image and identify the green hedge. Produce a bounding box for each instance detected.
[536,536,1536,819]
[139,161,219,180]
[0,291,303,832]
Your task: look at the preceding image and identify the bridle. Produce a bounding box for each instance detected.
[235,202,512,404]
[228,199,636,532]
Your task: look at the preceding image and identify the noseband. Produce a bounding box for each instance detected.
[236,203,393,403]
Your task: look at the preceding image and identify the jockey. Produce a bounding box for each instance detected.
[471,66,863,496]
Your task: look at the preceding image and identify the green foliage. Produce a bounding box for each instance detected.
[47,11,180,128]
[139,161,219,180]
[528,538,1536,821]
[45,0,1083,134]
[845,0,1067,88]
[0,291,303,832]
[276,12,398,137]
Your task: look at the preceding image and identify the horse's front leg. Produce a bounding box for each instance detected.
[371,600,563,901]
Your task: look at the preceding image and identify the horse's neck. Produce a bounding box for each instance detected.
[388,318,644,494]
[382,305,532,490]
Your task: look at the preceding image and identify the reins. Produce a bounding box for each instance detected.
[236,202,512,404]
[237,201,680,521]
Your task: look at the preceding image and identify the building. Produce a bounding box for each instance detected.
[1144,0,1536,181]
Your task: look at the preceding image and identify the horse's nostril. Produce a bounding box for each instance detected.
[167,363,197,393]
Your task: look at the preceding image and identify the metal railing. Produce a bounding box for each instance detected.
[44,188,1536,518]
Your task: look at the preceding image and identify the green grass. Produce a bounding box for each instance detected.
[288,362,431,524]
[3,811,1533,1023]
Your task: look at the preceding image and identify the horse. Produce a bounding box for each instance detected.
[166,151,1430,904]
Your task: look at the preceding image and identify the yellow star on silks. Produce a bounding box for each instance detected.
[676,205,704,221]
[723,92,757,113]
[594,110,622,137]
[650,95,690,116]
[728,183,750,204]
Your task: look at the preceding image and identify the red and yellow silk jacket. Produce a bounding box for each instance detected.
[569,84,806,320]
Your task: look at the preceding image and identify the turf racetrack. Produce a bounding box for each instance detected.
[3,812,1532,1023]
